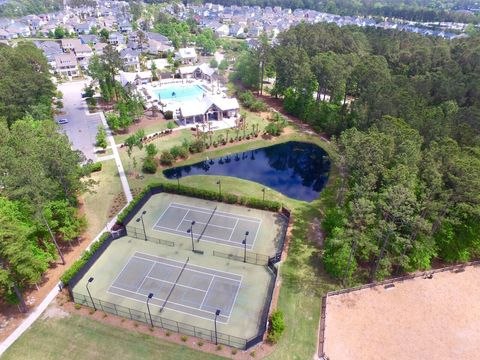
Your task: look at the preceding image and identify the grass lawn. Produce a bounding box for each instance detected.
[81,159,125,240]
[2,313,224,360]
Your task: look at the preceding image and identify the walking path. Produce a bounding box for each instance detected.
[0,214,121,357]
[98,111,133,202]
[0,107,133,356]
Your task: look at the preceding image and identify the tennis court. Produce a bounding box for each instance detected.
[108,252,241,323]
[153,202,261,249]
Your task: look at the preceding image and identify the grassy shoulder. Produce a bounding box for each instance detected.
[2,312,224,360]
[81,159,125,240]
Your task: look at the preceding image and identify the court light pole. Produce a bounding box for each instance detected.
[214,309,221,345]
[86,277,96,311]
[261,188,266,201]
[187,220,196,252]
[146,293,154,327]
[242,231,249,263]
[216,180,221,197]
[136,210,147,241]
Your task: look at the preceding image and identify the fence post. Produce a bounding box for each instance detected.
[128,308,133,320]
[99,299,104,312]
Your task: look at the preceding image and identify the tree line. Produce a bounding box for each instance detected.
[0,43,90,310]
[234,24,480,282]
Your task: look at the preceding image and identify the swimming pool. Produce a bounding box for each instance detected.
[153,85,205,101]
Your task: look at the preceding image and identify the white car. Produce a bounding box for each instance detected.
[57,118,69,125]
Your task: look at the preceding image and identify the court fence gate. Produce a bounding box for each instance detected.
[72,291,249,349]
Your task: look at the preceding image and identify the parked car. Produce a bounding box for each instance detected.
[57,118,69,124]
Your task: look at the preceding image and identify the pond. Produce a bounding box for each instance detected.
[163,141,331,202]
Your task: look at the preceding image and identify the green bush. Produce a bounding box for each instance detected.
[117,187,151,223]
[167,121,175,129]
[82,162,102,175]
[60,232,111,285]
[265,122,283,136]
[189,139,205,153]
[267,310,285,343]
[142,156,157,174]
[170,145,189,159]
[160,150,174,166]
[164,110,173,120]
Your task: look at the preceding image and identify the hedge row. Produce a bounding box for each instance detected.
[60,232,111,285]
[116,182,282,225]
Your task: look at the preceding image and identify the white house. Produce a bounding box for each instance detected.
[175,47,198,65]
[119,48,140,71]
[177,63,216,82]
[54,53,79,79]
[178,95,239,125]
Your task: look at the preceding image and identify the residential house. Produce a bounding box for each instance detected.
[6,22,31,37]
[54,53,79,78]
[35,40,63,68]
[229,24,244,37]
[93,42,107,55]
[61,38,82,53]
[178,95,239,125]
[177,63,216,82]
[119,48,140,71]
[119,20,132,33]
[75,22,94,35]
[74,43,93,68]
[214,24,229,37]
[119,70,152,87]
[0,29,14,40]
[147,38,174,55]
[175,47,198,65]
[79,34,99,45]
[108,32,124,46]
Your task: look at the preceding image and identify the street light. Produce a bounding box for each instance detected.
[242,231,249,263]
[187,220,196,251]
[214,309,221,345]
[136,210,147,240]
[216,180,221,197]
[146,293,154,327]
[261,188,266,201]
[86,277,96,311]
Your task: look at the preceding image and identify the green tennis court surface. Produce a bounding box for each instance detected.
[153,202,260,249]
[109,252,241,323]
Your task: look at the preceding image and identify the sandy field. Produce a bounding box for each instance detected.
[323,265,480,360]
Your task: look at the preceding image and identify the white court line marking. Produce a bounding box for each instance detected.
[134,252,243,282]
[152,225,254,249]
[249,218,262,249]
[199,276,215,309]
[175,209,190,230]
[185,218,235,231]
[227,219,239,242]
[107,287,231,323]
[228,281,242,321]
[145,276,208,293]
[170,203,261,223]
[109,285,234,319]
[110,255,151,288]
[151,205,172,230]
[136,261,156,292]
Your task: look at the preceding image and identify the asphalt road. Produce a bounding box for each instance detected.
[56,80,101,162]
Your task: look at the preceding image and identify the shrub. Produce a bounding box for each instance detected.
[74,303,81,310]
[189,139,205,153]
[82,161,102,175]
[267,310,285,344]
[89,308,95,315]
[60,232,111,285]
[197,341,204,347]
[164,110,173,120]
[142,156,157,174]
[181,335,188,342]
[145,143,158,157]
[231,348,237,355]
[169,145,182,159]
[265,122,283,136]
[216,344,223,351]
[160,150,174,166]
[165,330,171,336]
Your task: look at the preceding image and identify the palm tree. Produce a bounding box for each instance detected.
[225,129,229,143]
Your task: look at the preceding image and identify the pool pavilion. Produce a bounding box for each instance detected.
[177,95,240,125]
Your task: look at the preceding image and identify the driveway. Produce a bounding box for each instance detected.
[56,80,101,162]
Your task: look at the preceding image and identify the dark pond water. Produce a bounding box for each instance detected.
[163,141,331,202]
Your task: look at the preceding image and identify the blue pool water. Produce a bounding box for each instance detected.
[163,141,331,202]
[153,85,205,101]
